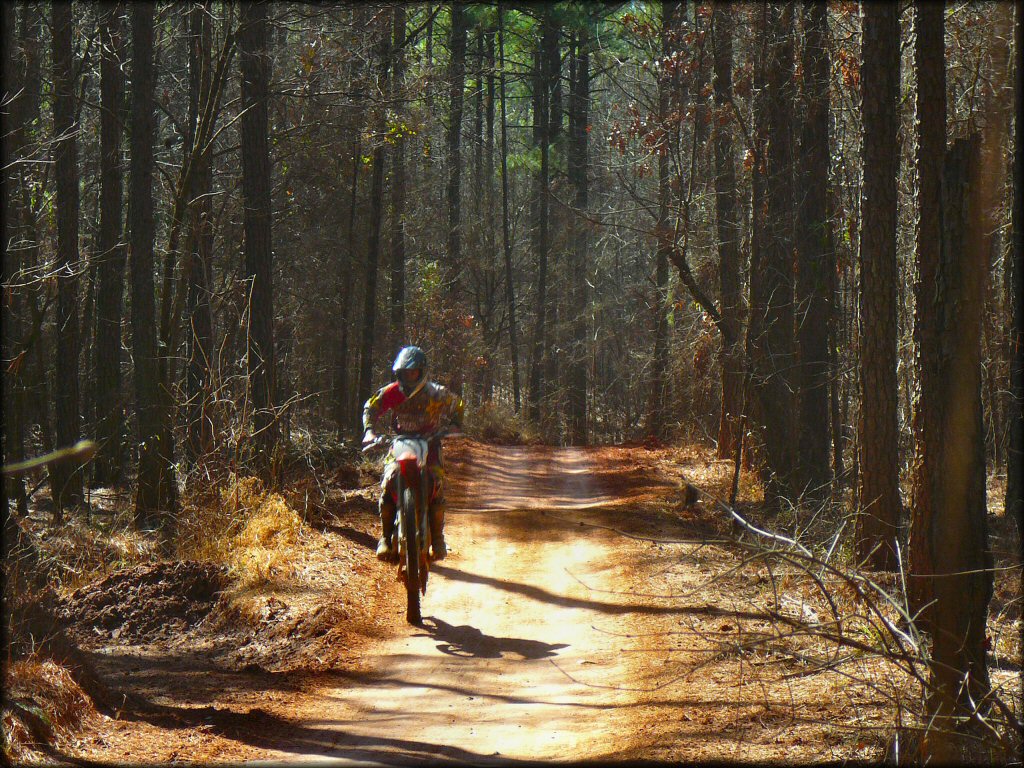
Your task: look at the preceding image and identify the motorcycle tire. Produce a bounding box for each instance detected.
[401,485,422,625]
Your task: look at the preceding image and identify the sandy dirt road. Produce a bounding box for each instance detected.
[245,441,670,765]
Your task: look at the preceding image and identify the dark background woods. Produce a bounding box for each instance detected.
[1,3,1021,760]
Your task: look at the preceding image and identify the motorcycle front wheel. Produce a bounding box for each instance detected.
[401,484,422,625]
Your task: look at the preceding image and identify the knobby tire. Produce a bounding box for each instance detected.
[402,484,422,625]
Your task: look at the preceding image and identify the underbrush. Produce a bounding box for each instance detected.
[465,400,541,444]
[177,472,303,589]
[709,481,1021,762]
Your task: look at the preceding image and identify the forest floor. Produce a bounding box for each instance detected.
[6,438,1022,764]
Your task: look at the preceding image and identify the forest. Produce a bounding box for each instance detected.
[2,1,1022,764]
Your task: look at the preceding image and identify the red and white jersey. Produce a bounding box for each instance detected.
[362,380,464,435]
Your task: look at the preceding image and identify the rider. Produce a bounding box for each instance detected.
[362,345,464,562]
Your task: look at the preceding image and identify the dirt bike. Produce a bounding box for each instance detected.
[363,426,457,625]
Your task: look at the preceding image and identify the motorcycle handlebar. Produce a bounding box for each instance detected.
[361,425,462,453]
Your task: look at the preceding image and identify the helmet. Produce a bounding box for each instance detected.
[392,345,428,397]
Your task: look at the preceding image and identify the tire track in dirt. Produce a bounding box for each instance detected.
[248,443,659,764]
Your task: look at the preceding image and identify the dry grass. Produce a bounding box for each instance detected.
[177,473,303,591]
[2,658,95,763]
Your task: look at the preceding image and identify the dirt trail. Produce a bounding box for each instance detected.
[57,440,926,764]
[248,444,659,764]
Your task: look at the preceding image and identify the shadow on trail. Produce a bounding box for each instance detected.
[321,669,616,710]
[61,695,538,766]
[432,563,767,621]
[415,616,568,660]
[324,523,378,551]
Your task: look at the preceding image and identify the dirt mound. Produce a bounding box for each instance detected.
[62,561,227,644]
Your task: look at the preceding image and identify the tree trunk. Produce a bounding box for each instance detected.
[483,26,497,402]
[527,11,558,426]
[857,1,903,571]
[498,8,521,412]
[1006,3,1023,534]
[356,23,390,436]
[646,2,679,441]
[337,141,359,439]
[2,0,18,517]
[130,2,176,529]
[390,6,407,340]
[3,1,28,515]
[712,3,743,459]
[794,1,833,504]
[239,0,277,477]
[909,0,947,620]
[567,29,590,446]
[185,1,216,461]
[50,1,84,518]
[19,4,52,468]
[445,4,467,294]
[92,2,128,486]
[748,1,797,510]
[921,136,996,764]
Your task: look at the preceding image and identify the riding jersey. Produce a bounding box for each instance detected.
[364,380,464,500]
[363,380,464,437]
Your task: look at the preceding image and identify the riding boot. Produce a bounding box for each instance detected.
[377,494,397,561]
[428,497,447,560]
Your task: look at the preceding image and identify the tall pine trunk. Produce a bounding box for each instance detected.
[445,4,467,294]
[922,136,995,764]
[185,1,216,461]
[909,0,946,620]
[130,2,176,529]
[3,1,28,514]
[527,11,558,426]
[711,4,743,458]
[857,1,903,571]
[567,30,590,446]
[794,2,833,503]
[646,2,679,441]
[93,3,127,486]
[748,2,797,510]
[390,6,407,340]
[239,0,277,477]
[1008,5,1023,533]
[50,1,84,518]
[498,9,521,412]
[482,26,497,402]
[356,22,390,435]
